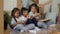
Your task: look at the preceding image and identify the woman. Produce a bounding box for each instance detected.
[38,0,51,14]
[38,0,51,25]
[22,0,34,8]
[45,0,59,25]
[22,0,39,8]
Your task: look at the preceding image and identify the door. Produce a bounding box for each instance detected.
[0,0,4,34]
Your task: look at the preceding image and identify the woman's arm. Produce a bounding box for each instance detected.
[38,0,52,7]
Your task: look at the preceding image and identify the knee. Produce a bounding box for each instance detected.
[28,24,35,29]
[16,24,24,27]
[29,24,35,27]
[37,22,45,26]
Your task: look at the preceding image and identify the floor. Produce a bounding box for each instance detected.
[4,27,60,34]
[4,29,10,34]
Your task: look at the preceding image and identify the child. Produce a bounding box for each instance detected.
[11,8,30,32]
[21,7,35,29]
[29,3,40,21]
[29,4,47,29]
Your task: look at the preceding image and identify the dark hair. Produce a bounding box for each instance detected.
[21,7,28,15]
[29,3,39,13]
[11,8,20,22]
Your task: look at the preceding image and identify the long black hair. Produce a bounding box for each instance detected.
[11,8,20,22]
[29,3,39,13]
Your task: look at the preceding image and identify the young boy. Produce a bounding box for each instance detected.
[21,7,35,30]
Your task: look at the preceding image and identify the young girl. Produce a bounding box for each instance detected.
[29,3,40,21]
[29,4,47,29]
[11,8,30,32]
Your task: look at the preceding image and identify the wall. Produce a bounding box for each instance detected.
[4,0,17,11]
[58,0,60,3]
[4,0,17,16]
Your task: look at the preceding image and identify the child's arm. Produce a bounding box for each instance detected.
[11,23,17,27]
[28,13,40,19]
[20,16,27,25]
[11,22,22,27]
[11,18,21,27]
[21,21,26,25]
[34,13,40,17]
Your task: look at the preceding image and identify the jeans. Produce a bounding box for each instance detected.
[13,24,35,32]
[26,18,37,26]
[37,22,47,29]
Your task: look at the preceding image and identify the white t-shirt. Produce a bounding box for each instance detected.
[20,16,27,22]
[11,16,28,25]
[11,17,21,24]
[29,11,35,17]
[11,16,28,30]
[29,11,40,20]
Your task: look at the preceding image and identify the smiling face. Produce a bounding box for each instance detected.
[31,6,37,13]
[23,10,28,17]
[14,11,20,18]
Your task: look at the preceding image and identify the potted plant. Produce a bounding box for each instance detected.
[4,11,11,30]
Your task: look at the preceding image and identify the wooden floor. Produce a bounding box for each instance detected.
[4,29,10,34]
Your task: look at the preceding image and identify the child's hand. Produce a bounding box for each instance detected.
[16,21,21,24]
[35,13,40,17]
[29,16,34,19]
[17,21,26,25]
[27,16,29,19]
[21,21,26,25]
